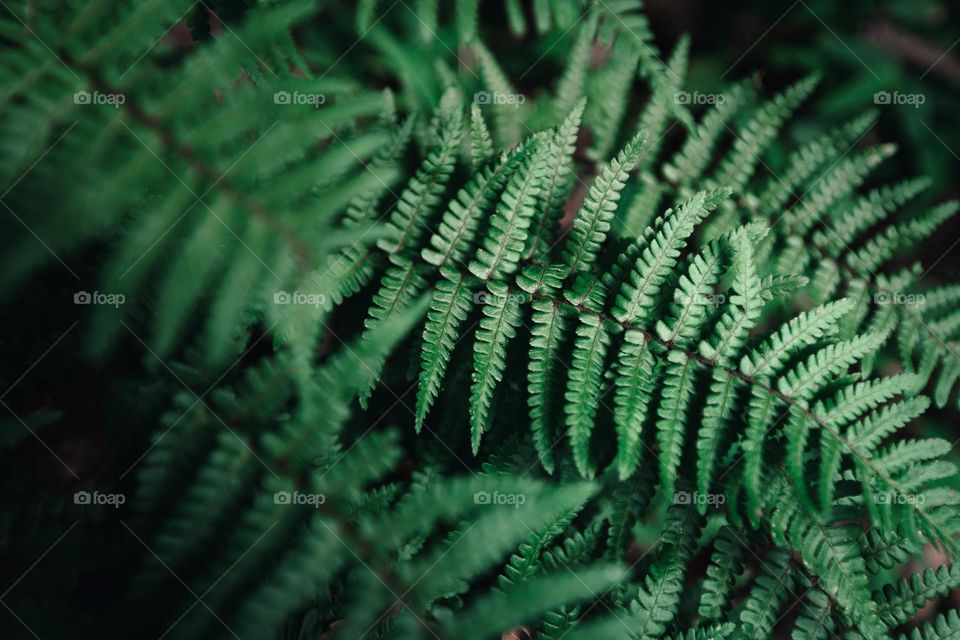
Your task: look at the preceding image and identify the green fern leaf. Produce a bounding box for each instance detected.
[527,99,585,260]
[563,128,647,274]
[523,265,569,474]
[468,103,495,169]
[469,140,551,280]
[566,312,612,478]
[613,330,656,479]
[613,188,731,325]
[422,146,525,268]
[712,73,819,192]
[470,281,523,452]
[416,268,476,432]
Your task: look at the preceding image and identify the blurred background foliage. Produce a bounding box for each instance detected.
[646,0,960,195]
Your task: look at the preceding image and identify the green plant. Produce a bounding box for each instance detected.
[2,1,959,639]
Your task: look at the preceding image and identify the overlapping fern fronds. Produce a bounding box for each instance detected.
[2,1,960,639]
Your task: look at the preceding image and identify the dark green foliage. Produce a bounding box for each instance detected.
[2,1,960,639]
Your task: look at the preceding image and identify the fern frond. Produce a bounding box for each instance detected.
[470,281,523,452]
[758,111,878,219]
[613,329,656,479]
[698,526,748,622]
[634,36,692,173]
[593,0,664,81]
[523,265,569,473]
[446,564,623,638]
[416,268,476,432]
[711,73,819,193]
[6,5,960,638]
[413,0,439,43]
[553,14,597,122]
[377,91,464,255]
[663,82,752,188]
[583,37,640,161]
[469,139,551,280]
[817,176,932,255]
[563,128,647,274]
[613,188,731,324]
[422,146,525,268]
[738,549,797,640]
[566,313,612,478]
[767,480,890,639]
[474,41,525,147]
[528,99,586,260]
[497,501,584,588]
[696,229,764,494]
[739,298,852,377]
[629,559,686,639]
[468,103,495,170]
[876,563,960,628]
[782,144,896,235]
[903,610,960,640]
